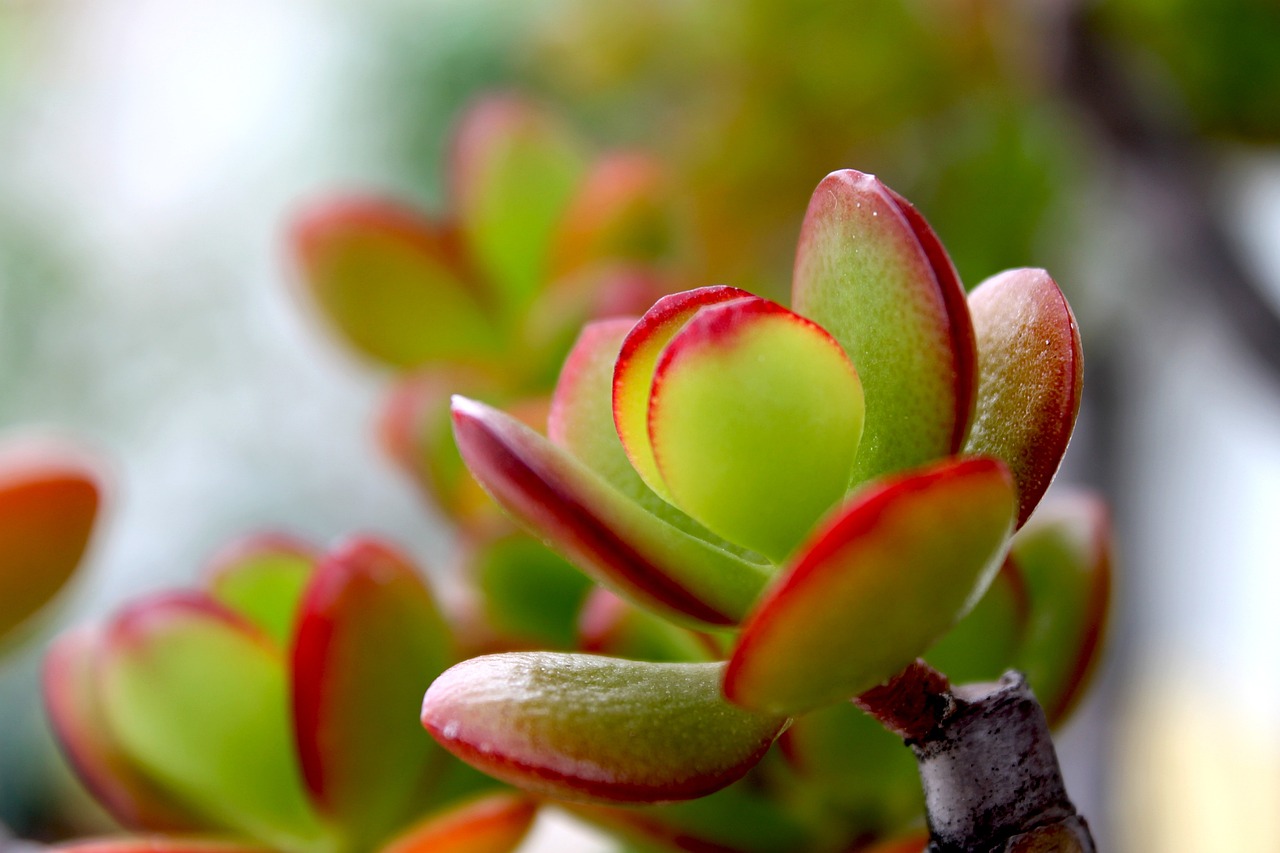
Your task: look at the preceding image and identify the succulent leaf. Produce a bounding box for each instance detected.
[97,594,327,849]
[0,444,101,644]
[724,457,1015,715]
[376,793,537,853]
[963,268,1083,527]
[648,296,864,560]
[422,653,787,804]
[1010,492,1111,725]
[291,198,497,369]
[471,533,594,649]
[791,170,976,486]
[203,533,318,647]
[52,840,273,853]
[924,559,1028,684]
[577,588,721,663]
[451,396,771,627]
[291,539,453,847]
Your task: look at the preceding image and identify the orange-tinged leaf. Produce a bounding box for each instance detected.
[964,268,1083,527]
[290,197,497,369]
[377,793,537,853]
[792,170,976,486]
[422,653,786,804]
[292,539,453,847]
[0,443,101,643]
[44,628,204,832]
[724,458,1015,715]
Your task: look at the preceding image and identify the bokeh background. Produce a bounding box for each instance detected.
[2,0,1280,850]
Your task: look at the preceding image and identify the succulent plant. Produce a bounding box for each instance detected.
[43,534,538,853]
[424,169,1111,850]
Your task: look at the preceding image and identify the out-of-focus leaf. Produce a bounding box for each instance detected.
[963,268,1082,528]
[451,397,771,627]
[860,833,929,853]
[43,628,204,832]
[422,653,786,804]
[471,532,594,649]
[450,96,586,314]
[925,559,1028,684]
[291,539,452,848]
[290,198,497,370]
[1011,492,1111,726]
[724,458,1015,715]
[52,840,273,853]
[791,170,976,486]
[0,444,101,643]
[647,296,864,561]
[377,793,537,853]
[612,286,752,498]
[577,588,719,663]
[551,153,677,277]
[203,533,318,647]
[97,594,327,850]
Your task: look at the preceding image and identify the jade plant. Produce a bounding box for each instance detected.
[424,170,1111,851]
[0,439,101,653]
[43,533,540,853]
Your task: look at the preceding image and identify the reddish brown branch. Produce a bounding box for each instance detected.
[853,659,955,742]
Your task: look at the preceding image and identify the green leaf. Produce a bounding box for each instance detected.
[291,198,497,370]
[97,594,328,850]
[422,653,786,804]
[577,588,720,663]
[1011,492,1111,726]
[724,458,1015,715]
[791,170,976,486]
[963,268,1083,527]
[647,297,864,561]
[471,532,594,649]
[450,96,587,315]
[292,539,453,848]
[925,559,1028,684]
[203,533,317,647]
[452,396,771,627]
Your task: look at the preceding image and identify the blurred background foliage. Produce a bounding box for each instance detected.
[1,0,1279,850]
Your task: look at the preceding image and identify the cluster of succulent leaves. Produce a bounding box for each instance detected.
[423,170,1112,851]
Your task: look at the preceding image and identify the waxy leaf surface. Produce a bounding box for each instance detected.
[97,594,326,850]
[291,199,495,369]
[44,628,203,832]
[292,539,453,847]
[1011,493,1111,725]
[450,97,585,313]
[452,397,770,627]
[422,653,786,804]
[792,170,976,486]
[0,447,100,643]
[964,268,1083,527]
[725,458,1015,715]
[378,793,537,853]
[649,297,864,560]
[204,534,318,647]
[612,286,752,498]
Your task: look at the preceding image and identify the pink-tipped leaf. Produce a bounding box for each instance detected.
[451,396,770,627]
[377,792,537,853]
[963,268,1084,527]
[292,539,453,847]
[724,458,1016,715]
[791,170,977,486]
[422,653,786,804]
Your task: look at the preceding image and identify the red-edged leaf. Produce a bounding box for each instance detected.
[292,539,453,847]
[647,297,864,560]
[290,197,496,369]
[1011,491,1112,726]
[792,170,977,486]
[97,593,327,850]
[0,442,101,643]
[203,533,318,647]
[964,268,1083,527]
[422,653,786,804]
[44,628,204,832]
[377,793,537,853]
[52,839,272,853]
[612,286,753,498]
[449,96,586,313]
[724,458,1015,715]
[451,396,771,628]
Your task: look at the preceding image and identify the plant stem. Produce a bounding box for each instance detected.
[857,663,1095,852]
